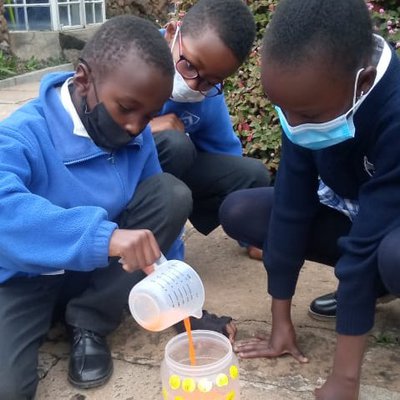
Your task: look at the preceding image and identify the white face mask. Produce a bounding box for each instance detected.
[171,69,206,103]
[169,27,206,103]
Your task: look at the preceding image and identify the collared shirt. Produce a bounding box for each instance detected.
[318,180,360,221]
[59,77,90,138]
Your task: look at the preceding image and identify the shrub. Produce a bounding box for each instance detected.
[0,51,66,80]
[368,1,400,50]
[175,0,400,176]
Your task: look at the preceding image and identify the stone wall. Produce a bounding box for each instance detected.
[0,2,11,54]
[106,0,173,25]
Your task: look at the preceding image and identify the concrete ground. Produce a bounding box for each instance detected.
[1,72,399,400]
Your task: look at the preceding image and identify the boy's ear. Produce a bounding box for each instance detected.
[164,21,178,46]
[359,66,377,96]
[73,63,91,97]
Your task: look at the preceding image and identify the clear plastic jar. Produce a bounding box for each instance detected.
[161,330,240,400]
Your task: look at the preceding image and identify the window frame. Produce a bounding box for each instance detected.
[4,0,106,31]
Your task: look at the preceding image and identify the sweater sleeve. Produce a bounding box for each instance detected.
[265,134,320,298]
[0,129,117,275]
[335,112,400,335]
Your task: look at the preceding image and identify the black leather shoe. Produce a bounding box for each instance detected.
[308,291,398,321]
[308,291,337,320]
[68,326,113,389]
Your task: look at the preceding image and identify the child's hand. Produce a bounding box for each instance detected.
[149,114,185,133]
[109,228,161,272]
[315,334,366,400]
[234,298,308,362]
[315,374,360,400]
[233,324,308,363]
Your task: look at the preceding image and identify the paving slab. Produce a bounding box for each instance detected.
[0,103,20,120]
[0,76,41,120]
[0,64,73,90]
[34,228,399,400]
[2,81,44,92]
[0,88,37,104]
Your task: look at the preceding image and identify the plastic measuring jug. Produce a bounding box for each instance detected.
[128,255,205,331]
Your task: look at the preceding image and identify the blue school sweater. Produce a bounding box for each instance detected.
[266,46,400,335]
[160,95,243,156]
[0,72,161,283]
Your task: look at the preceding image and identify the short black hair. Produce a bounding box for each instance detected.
[80,15,174,79]
[263,0,373,76]
[181,0,256,65]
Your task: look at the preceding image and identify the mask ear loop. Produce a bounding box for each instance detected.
[353,68,365,104]
[78,57,100,112]
[170,23,181,51]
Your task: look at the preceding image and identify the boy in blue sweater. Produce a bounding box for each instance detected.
[219,0,400,398]
[152,0,270,261]
[0,16,192,397]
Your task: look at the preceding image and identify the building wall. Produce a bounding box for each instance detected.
[0,2,11,54]
[3,0,173,60]
[106,0,172,25]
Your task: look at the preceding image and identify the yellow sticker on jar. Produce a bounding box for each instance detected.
[174,397,184,400]
[169,375,181,390]
[229,365,239,380]
[182,377,196,393]
[226,390,236,400]
[216,373,229,387]
[198,378,213,392]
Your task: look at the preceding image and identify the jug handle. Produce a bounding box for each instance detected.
[154,253,168,267]
[143,252,167,275]
[119,252,168,275]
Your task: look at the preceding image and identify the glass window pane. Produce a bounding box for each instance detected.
[27,6,51,30]
[94,3,102,23]
[5,7,27,30]
[70,4,80,25]
[59,5,68,26]
[27,0,49,4]
[85,3,94,24]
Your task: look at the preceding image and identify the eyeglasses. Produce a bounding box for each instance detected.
[176,31,223,98]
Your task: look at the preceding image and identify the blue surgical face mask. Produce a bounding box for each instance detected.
[275,68,365,150]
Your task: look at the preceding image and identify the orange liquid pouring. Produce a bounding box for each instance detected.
[183,317,197,366]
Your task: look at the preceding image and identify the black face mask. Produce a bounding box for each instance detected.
[76,58,137,152]
[80,97,134,152]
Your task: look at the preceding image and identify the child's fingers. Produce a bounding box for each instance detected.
[226,321,237,344]
[254,333,268,341]
[142,264,155,275]
[289,348,309,364]
[234,337,264,348]
[119,258,155,275]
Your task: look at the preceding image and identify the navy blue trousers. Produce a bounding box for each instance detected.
[219,187,400,296]
[154,130,271,235]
